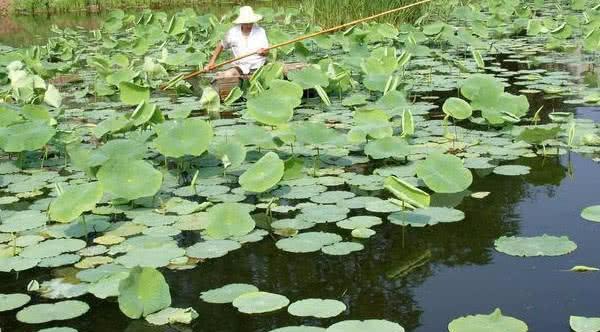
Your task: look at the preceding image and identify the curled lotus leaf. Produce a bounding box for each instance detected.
[97,159,162,201]
[118,267,171,319]
[448,308,528,332]
[384,176,430,208]
[287,298,346,318]
[494,235,577,257]
[233,291,290,314]
[205,203,256,239]
[16,300,90,324]
[49,182,104,223]
[239,152,284,193]
[200,283,259,304]
[119,82,150,105]
[154,118,213,158]
[416,153,472,193]
[327,319,405,332]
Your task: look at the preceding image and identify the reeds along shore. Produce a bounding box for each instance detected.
[7,0,206,15]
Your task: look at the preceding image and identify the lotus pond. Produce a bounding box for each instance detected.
[0,1,599,331]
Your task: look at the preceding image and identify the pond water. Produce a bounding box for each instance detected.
[1,1,599,332]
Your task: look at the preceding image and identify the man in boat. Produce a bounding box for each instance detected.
[204,6,269,79]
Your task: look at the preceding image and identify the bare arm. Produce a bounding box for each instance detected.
[205,43,224,71]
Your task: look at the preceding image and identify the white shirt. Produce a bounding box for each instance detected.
[221,24,269,74]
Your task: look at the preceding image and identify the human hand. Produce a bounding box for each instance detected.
[258,48,269,56]
[204,63,216,72]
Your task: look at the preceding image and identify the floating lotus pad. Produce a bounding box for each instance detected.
[115,247,185,268]
[389,207,465,227]
[298,205,349,223]
[448,308,528,332]
[288,298,346,318]
[326,320,405,332]
[0,293,31,312]
[186,240,241,259]
[322,242,364,256]
[270,327,326,332]
[0,210,47,233]
[581,205,600,222]
[145,307,199,325]
[493,165,531,176]
[570,316,600,332]
[336,216,382,230]
[20,239,87,259]
[494,235,577,257]
[364,136,410,159]
[200,283,259,304]
[118,267,171,319]
[276,232,342,253]
[233,291,290,314]
[0,256,39,272]
[16,300,90,324]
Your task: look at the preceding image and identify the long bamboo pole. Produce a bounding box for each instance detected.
[161,0,434,90]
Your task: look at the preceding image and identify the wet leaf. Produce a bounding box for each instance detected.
[118,267,171,319]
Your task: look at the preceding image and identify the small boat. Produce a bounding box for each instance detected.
[193,62,309,100]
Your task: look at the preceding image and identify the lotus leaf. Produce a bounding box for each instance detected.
[365,137,410,159]
[21,239,87,259]
[98,139,146,161]
[384,176,430,208]
[49,182,103,223]
[311,191,355,204]
[389,207,465,227]
[0,293,31,312]
[581,205,600,222]
[0,121,56,152]
[39,254,80,268]
[322,242,364,255]
[327,320,405,332]
[298,205,349,223]
[200,283,259,304]
[97,159,162,200]
[448,308,528,332]
[352,228,376,238]
[44,84,62,108]
[570,266,599,272]
[443,97,472,120]
[270,327,325,332]
[0,256,39,272]
[233,291,290,314]
[239,152,284,193]
[145,307,199,325]
[209,137,247,169]
[336,216,382,230]
[118,267,171,319]
[288,298,346,318]
[186,240,241,259]
[205,203,255,239]
[115,247,185,268]
[119,82,150,105]
[416,153,472,193]
[493,165,531,176]
[288,66,329,89]
[570,316,600,332]
[247,80,303,126]
[349,109,393,142]
[494,235,577,257]
[154,118,213,158]
[276,232,342,253]
[0,210,47,232]
[295,122,339,146]
[16,300,90,324]
[37,328,78,332]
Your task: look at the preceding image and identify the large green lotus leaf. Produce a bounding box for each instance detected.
[443,97,472,120]
[448,308,528,332]
[287,66,329,89]
[98,139,147,161]
[365,136,410,159]
[287,298,346,318]
[353,109,393,140]
[460,74,504,109]
[130,101,157,127]
[384,176,430,208]
[49,182,103,223]
[154,118,213,158]
[239,152,284,193]
[416,153,472,193]
[494,235,577,257]
[570,316,600,332]
[16,300,89,324]
[518,127,560,145]
[294,122,339,146]
[200,283,259,304]
[119,82,150,105]
[118,267,171,319]
[235,125,277,148]
[145,307,198,326]
[0,105,22,127]
[581,205,600,222]
[0,210,47,232]
[205,203,256,239]
[21,104,53,123]
[233,291,290,314]
[20,238,86,258]
[97,159,162,200]
[246,80,302,126]
[186,239,241,259]
[327,320,405,332]
[0,293,31,312]
[0,121,56,152]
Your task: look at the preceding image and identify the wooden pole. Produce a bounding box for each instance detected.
[161,0,434,90]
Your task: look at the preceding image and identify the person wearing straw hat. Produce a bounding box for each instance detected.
[205,6,269,79]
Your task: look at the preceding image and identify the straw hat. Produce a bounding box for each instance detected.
[233,6,263,24]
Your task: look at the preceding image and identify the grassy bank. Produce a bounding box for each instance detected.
[304,0,471,27]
